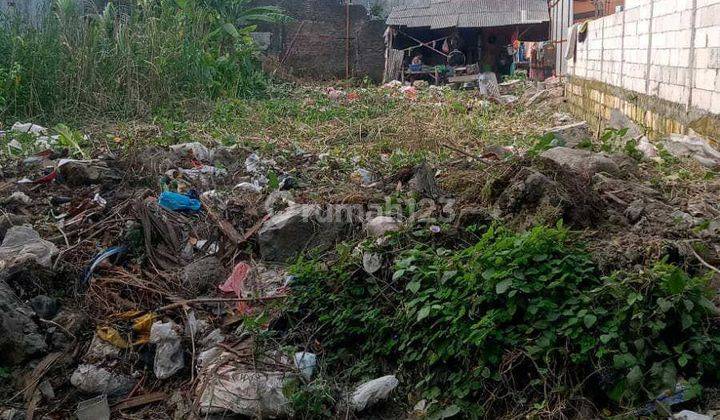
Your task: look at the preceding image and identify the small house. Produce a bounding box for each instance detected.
[384,0,551,83]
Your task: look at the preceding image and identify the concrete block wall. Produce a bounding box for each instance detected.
[568,0,720,117]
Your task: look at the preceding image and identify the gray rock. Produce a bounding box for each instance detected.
[409,163,440,198]
[0,214,29,241]
[70,364,136,396]
[0,280,47,365]
[545,121,591,148]
[258,204,352,262]
[540,147,621,176]
[673,410,712,420]
[350,375,399,411]
[0,225,58,270]
[624,200,645,224]
[30,295,59,319]
[365,216,401,237]
[150,321,184,380]
[181,257,226,295]
[57,159,122,186]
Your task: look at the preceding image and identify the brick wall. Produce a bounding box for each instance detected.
[566,0,720,143]
[253,0,386,81]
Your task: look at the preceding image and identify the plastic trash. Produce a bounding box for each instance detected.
[70,364,136,396]
[150,321,184,380]
[219,262,251,298]
[76,395,110,420]
[81,246,127,289]
[294,352,317,381]
[158,191,202,213]
[170,142,212,162]
[11,122,48,135]
[350,375,399,411]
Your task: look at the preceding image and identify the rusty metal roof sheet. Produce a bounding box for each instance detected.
[387,0,549,29]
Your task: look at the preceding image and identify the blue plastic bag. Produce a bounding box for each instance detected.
[158,191,202,213]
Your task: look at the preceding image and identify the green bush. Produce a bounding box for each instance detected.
[0,0,283,123]
[285,224,720,416]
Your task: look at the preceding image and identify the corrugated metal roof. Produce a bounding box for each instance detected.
[386,0,549,29]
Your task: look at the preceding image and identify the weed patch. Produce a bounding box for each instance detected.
[285,224,720,417]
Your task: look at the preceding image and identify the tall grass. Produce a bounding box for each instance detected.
[0,0,284,124]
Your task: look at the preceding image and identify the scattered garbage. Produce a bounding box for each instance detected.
[195,350,292,417]
[350,375,399,411]
[75,395,110,420]
[158,191,202,213]
[294,352,317,381]
[11,122,48,135]
[362,252,382,274]
[0,225,58,269]
[150,321,185,380]
[219,262,252,299]
[70,364,136,396]
[81,246,127,289]
[170,142,212,162]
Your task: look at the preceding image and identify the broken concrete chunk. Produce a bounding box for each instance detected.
[350,375,399,411]
[663,134,720,168]
[0,281,48,365]
[150,321,184,379]
[258,204,352,262]
[409,162,440,198]
[70,364,136,396]
[57,159,121,186]
[545,121,590,148]
[366,216,401,237]
[540,147,621,176]
[0,225,58,269]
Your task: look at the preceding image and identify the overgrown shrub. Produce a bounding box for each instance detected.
[0,0,284,123]
[286,224,720,417]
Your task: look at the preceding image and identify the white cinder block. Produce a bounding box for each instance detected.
[692,88,713,110]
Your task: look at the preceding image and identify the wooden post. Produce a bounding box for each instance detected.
[345,0,350,79]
